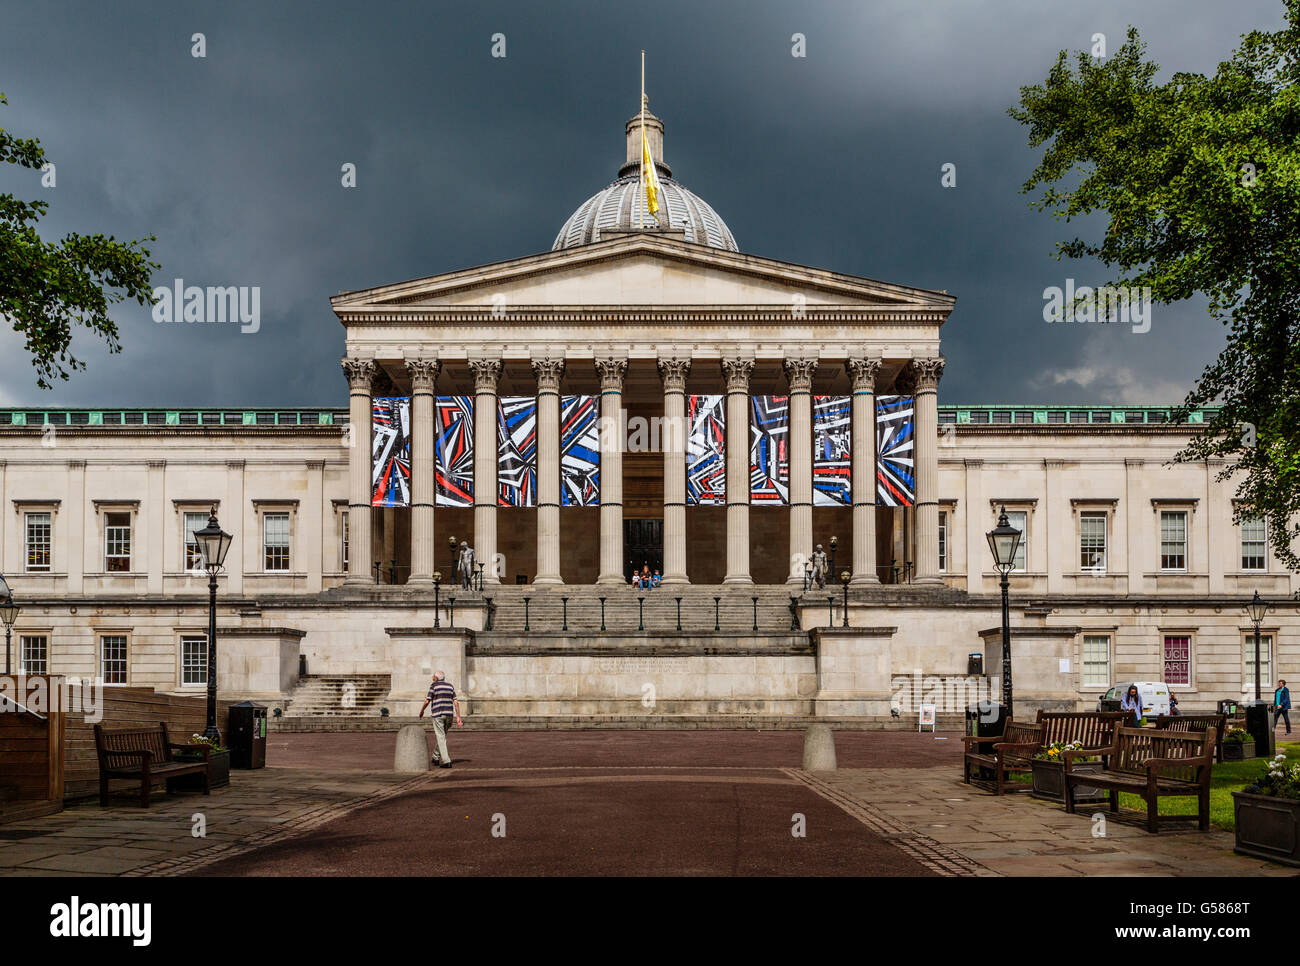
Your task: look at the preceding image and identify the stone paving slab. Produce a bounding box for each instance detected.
[816,766,1298,877]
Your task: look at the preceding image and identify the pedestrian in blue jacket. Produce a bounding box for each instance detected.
[1275,680,1292,736]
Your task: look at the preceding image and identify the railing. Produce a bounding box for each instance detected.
[938,405,1220,426]
[0,408,349,428]
[478,593,809,634]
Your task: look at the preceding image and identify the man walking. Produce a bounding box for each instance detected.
[1276,679,1292,736]
[418,670,463,768]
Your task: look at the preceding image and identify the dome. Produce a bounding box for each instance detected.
[552,102,739,252]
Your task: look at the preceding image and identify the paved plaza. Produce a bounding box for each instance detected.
[0,730,1292,877]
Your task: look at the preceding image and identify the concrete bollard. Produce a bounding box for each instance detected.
[802,724,837,771]
[394,724,429,773]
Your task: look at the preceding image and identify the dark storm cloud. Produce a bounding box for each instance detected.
[0,0,1285,407]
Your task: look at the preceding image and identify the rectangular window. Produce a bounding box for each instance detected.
[263,512,290,571]
[100,634,128,684]
[181,635,209,686]
[1082,634,1111,689]
[1079,512,1107,571]
[20,635,48,675]
[1006,510,1028,572]
[1245,634,1273,692]
[25,512,51,572]
[104,511,132,572]
[1163,635,1191,686]
[1159,511,1187,571]
[183,511,208,571]
[1240,516,1266,571]
[938,511,947,573]
[340,512,349,572]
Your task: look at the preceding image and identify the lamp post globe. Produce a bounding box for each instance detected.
[193,509,233,742]
[0,575,18,675]
[986,506,1023,718]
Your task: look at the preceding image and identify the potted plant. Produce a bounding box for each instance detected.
[1223,727,1255,762]
[1233,754,1300,866]
[1030,741,1106,804]
[170,734,231,791]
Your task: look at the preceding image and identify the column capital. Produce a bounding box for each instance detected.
[531,357,566,392]
[468,357,502,392]
[782,357,818,392]
[657,356,692,391]
[341,357,377,391]
[595,357,628,391]
[405,358,441,393]
[720,357,755,392]
[846,356,882,392]
[908,356,946,392]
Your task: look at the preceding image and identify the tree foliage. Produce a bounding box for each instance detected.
[0,93,158,389]
[1011,2,1300,574]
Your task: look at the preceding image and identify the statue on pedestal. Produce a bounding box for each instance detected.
[809,544,828,590]
[457,541,477,590]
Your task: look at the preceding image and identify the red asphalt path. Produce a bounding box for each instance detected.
[193,731,959,877]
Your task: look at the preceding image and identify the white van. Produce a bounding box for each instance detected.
[1096,681,1173,719]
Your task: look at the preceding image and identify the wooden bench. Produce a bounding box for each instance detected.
[93,722,210,808]
[1064,726,1215,833]
[1154,713,1228,763]
[962,720,1044,794]
[1037,710,1128,756]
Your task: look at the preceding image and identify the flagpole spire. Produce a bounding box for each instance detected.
[639,50,646,229]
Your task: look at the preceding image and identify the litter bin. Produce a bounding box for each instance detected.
[967,653,984,676]
[966,701,1008,780]
[228,700,268,769]
[1098,697,1122,713]
[1243,701,1275,759]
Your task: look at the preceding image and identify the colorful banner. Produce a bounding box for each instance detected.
[498,396,537,507]
[812,395,851,506]
[371,397,411,507]
[686,394,726,505]
[749,395,789,504]
[435,396,474,507]
[560,395,600,506]
[876,395,915,507]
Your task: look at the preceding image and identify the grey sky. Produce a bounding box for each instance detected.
[0,0,1285,407]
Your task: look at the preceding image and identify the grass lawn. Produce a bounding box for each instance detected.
[1112,740,1300,831]
[1010,740,1299,831]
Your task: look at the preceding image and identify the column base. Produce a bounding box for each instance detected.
[723,575,753,585]
[532,576,564,586]
[913,576,945,586]
[785,575,806,585]
[406,575,435,586]
[596,574,626,586]
[661,575,690,586]
[850,574,881,587]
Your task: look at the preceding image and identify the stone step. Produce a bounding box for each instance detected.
[270,714,969,732]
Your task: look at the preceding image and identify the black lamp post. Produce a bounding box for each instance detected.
[986,506,1023,718]
[0,575,19,675]
[1247,590,1270,702]
[193,508,233,742]
[839,570,850,628]
[448,535,458,580]
[433,571,442,629]
[829,535,838,577]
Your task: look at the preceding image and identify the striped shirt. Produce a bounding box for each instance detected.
[427,680,457,717]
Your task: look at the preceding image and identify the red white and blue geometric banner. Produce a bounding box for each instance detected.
[434,396,474,507]
[749,395,789,504]
[812,395,851,506]
[875,395,915,507]
[686,394,726,505]
[371,396,411,507]
[560,394,600,506]
[497,396,537,507]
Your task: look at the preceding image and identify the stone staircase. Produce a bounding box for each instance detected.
[482,584,810,634]
[270,712,970,732]
[283,674,393,718]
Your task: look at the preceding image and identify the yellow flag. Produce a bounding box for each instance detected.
[642,133,662,220]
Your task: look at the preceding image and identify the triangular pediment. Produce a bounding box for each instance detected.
[331,234,954,314]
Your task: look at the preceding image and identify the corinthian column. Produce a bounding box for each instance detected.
[469,357,502,586]
[342,357,376,585]
[848,356,882,585]
[406,358,440,585]
[911,357,945,585]
[658,354,691,585]
[784,357,817,584]
[596,355,628,584]
[532,356,565,585]
[722,356,754,584]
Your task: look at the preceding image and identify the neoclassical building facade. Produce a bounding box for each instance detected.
[1,105,1295,721]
